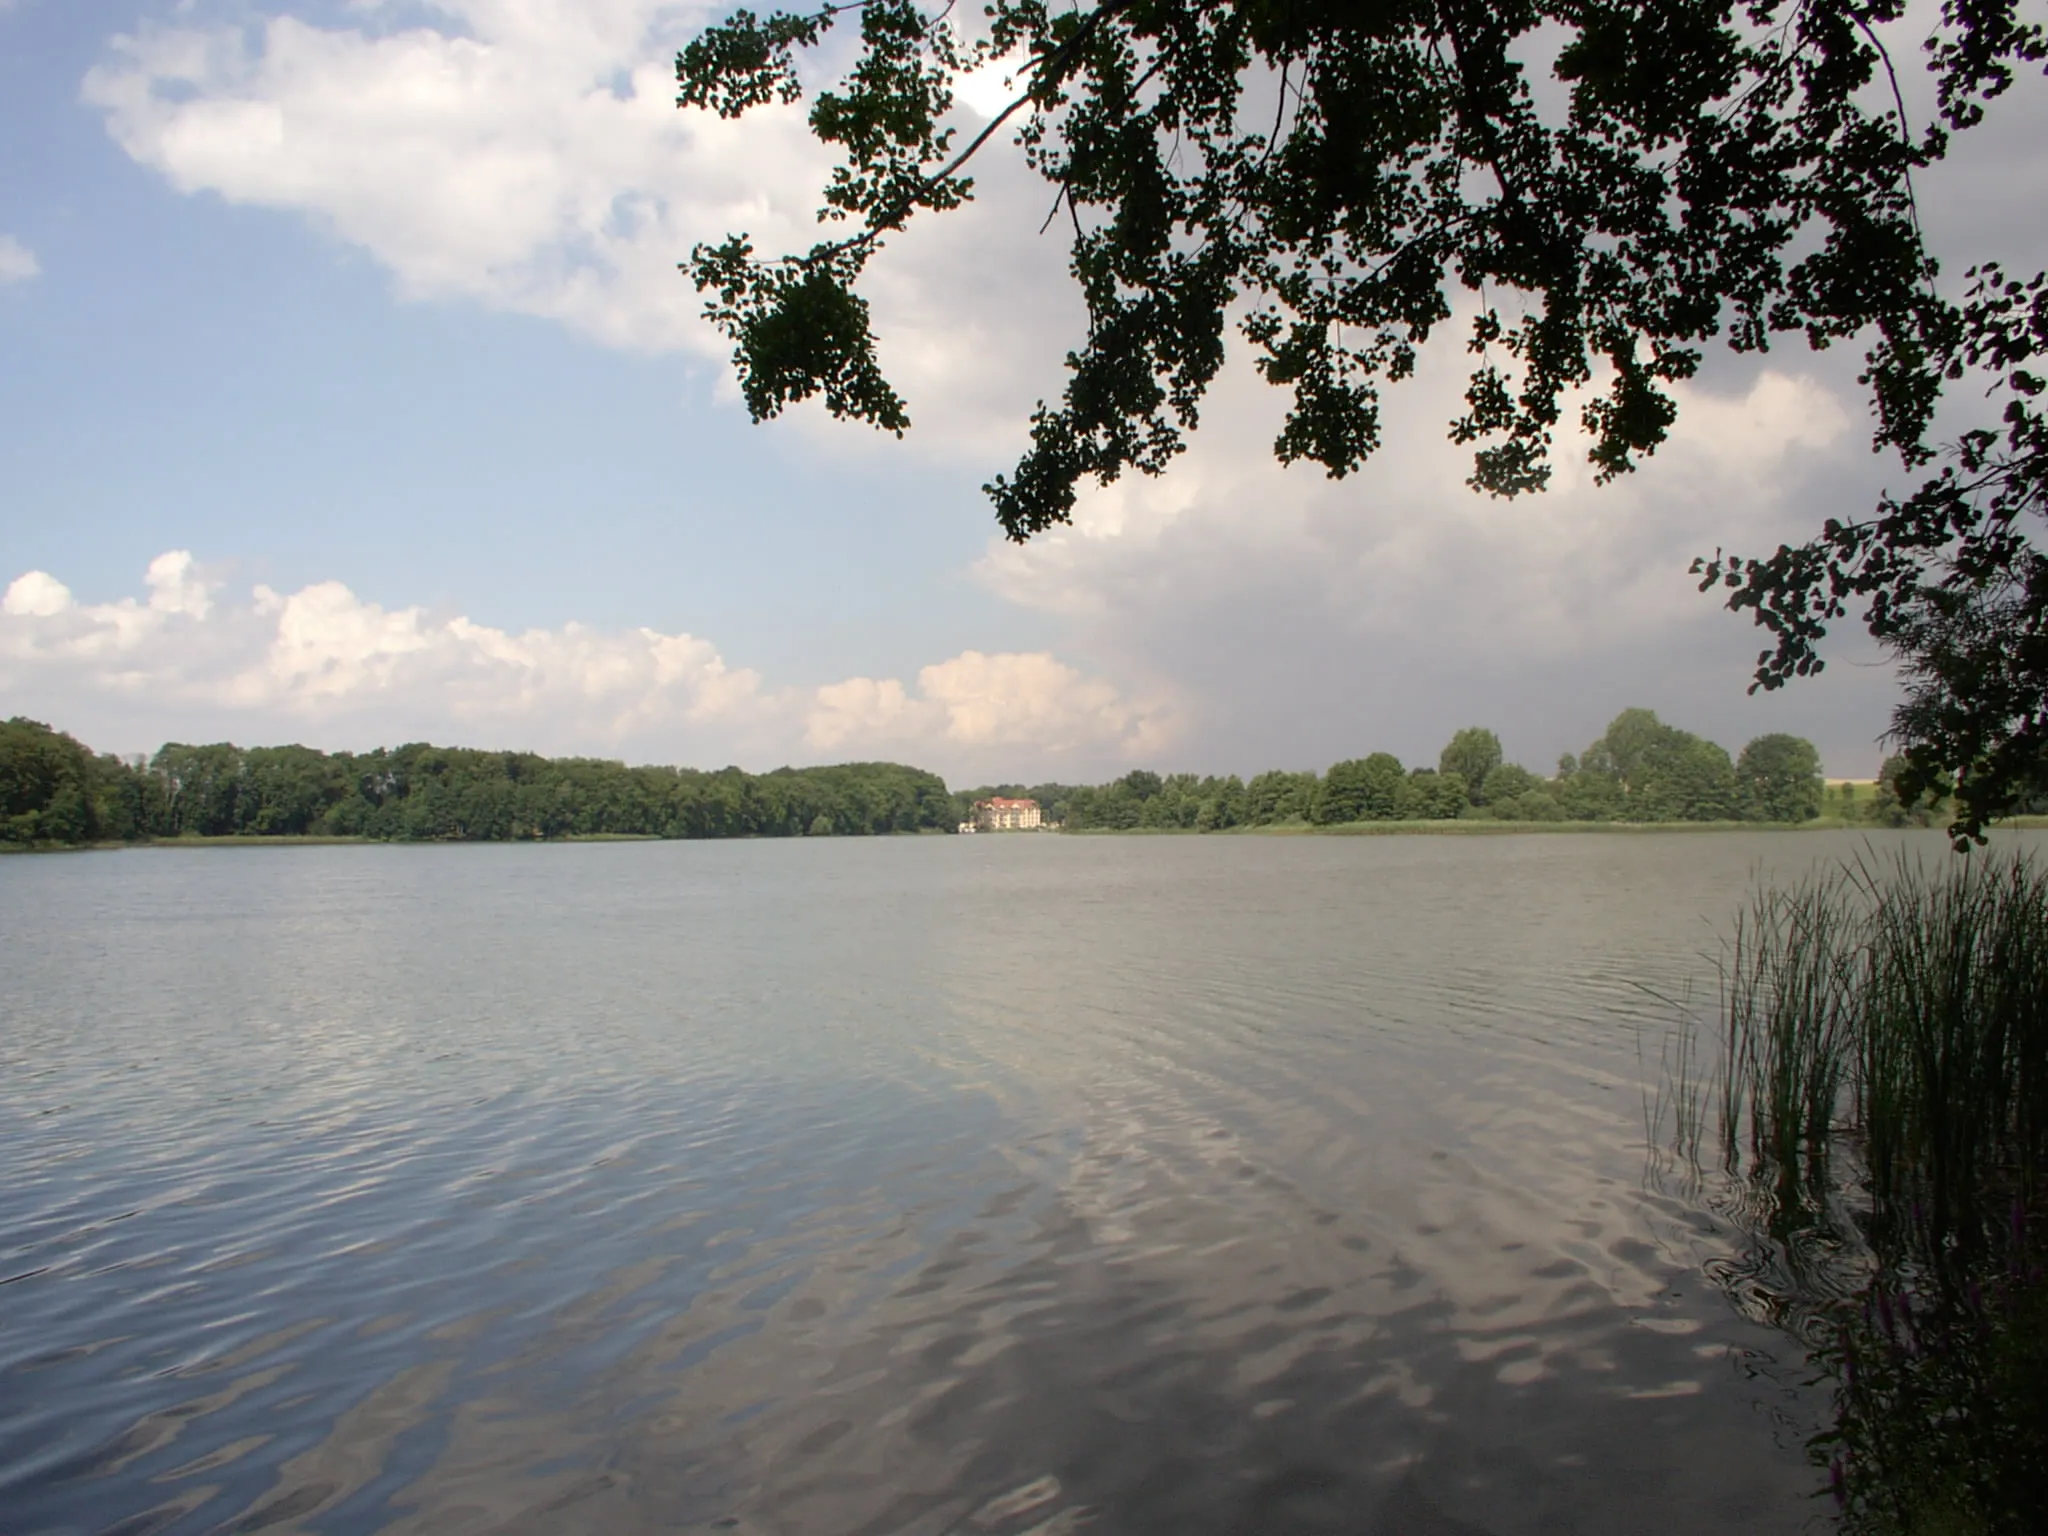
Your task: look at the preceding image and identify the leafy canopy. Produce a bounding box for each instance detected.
[1735,731,1825,821]
[678,0,2047,839]
[1438,726,1503,802]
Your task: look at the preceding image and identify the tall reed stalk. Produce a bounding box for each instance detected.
[1718,871,1858,1226]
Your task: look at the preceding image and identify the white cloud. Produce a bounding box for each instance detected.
[145,548,213,618]
[1,553,1162,779]
[80,2,1076,455]
[806,650,1175,768]
[0,235,39,284]
[972,351,1902,778]
[951,49,1031,120]
[3,570,71,617]
[84,6,787,353]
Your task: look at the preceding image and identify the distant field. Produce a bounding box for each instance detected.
[1814,779,1882,824]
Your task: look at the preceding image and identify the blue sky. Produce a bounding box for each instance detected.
[0,1,1031,677]
[2,0,2038,782]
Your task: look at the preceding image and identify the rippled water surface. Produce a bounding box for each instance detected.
[5,830,2009,1535]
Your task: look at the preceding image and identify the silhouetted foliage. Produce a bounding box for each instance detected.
[678,0,2047,842]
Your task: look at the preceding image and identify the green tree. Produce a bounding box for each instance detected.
[1468,761,1562,820]
[241,744,351,835]
[1120,769,1163,800]
[1868,752,1941,827]
[0,720,158,845]
[1439,729,1502,806]
[1579,708,1742,822]
[88,752,151,842]
[1400,768,1467,821]
[679,3,2047,839]
[1488,786,1566,821]
[1244,769,1317,825]
[1314,759,1370,825]
[1736,733,1825,822]
[1194,775,1246,831]
[1643,735,1742,822]
[1317,753,1403,823]
[1,718,99,845]
[149,742,246,837]
[1556,766,1623,822]
[1591,708,1670,790]
[1357,753,1406,821]
[1479,763,1541,805]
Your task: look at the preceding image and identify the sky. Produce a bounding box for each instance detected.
[2,1,2042,786]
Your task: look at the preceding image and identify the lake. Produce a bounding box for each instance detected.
[2,830,2009,1535]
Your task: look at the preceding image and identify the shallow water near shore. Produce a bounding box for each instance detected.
[5,829,2020,1535]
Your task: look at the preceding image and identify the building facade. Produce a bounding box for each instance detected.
[973,796,1043,832]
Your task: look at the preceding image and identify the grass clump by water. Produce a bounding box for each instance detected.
[1716,849,2048,1247]
[1695,848,2048,1534]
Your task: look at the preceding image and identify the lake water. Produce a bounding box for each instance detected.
[3,829,2015,1536]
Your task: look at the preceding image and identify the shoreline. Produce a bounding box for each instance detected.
[9,816,2046,853]
[1211,816,2048,835]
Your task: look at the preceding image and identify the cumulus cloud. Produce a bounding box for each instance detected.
[2,570,70,617]
[0,234,39,284]
[1,551,767,750]
[1,553,1164,779]
[84,5,787,353]
[806,650,1176,770]
[81,1,1075,454]
[975,347,1905,778]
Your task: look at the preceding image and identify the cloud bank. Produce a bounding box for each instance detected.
[1,553,1171,782]
[975,354,1907,778]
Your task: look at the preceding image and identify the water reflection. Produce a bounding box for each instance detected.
[3,833,1988,1534]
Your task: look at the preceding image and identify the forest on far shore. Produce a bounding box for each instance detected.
[0,719,956,846]
[960,711,1957,833]
[1,709,1960,849]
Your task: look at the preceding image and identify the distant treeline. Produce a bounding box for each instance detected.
[961,710,1949,832]
[0,719,954,845]
[3,708,1962,850]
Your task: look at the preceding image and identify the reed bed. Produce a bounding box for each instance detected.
[1713,846,2048,1250]
[1687,847,2048,1532]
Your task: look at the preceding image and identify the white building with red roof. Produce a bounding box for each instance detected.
[972,796,1042,832]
